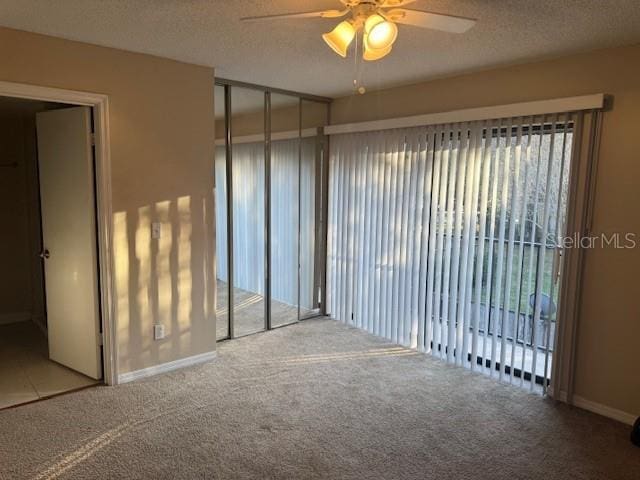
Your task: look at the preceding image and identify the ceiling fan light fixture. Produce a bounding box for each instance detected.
[322,20,356,58]
[364,13,398,50]
[363,35,393,61]
[242,1,478,67]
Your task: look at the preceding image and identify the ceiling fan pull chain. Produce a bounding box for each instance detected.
[357,33,367,94]
[352,32,360,93]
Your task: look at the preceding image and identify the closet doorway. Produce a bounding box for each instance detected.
[214,80,330,340]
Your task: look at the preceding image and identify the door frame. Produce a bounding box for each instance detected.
[0,80,117,385]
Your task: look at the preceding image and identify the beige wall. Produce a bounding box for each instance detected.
[0,27,217,375]
[332,44,640,418]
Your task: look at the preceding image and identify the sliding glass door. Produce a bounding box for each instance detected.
[214,80,329,339]
[327,114,576,391]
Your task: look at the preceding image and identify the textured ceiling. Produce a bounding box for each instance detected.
[1,1,640,98]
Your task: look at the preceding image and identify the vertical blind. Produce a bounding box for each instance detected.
[215,137,317,308]
[326,114,575,390]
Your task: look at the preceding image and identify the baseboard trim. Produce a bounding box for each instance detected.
[552,389,568,403]
[0,312,31,325]
[571,395,637,426]
[551,389,636,425]
[117,351,217,384]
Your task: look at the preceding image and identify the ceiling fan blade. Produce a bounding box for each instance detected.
[240,9,348,22]
[379,0,417,7]
[385,8,476,33]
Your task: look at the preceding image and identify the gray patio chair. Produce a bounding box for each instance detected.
[529,293,556,348]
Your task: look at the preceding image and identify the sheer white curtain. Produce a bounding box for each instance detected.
[327,115,575,390]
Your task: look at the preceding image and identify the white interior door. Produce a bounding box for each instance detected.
[36,106,102,380]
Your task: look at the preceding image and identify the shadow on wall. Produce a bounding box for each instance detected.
[112,194,215,373]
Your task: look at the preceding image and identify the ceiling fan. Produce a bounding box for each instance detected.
[241,0,476,62]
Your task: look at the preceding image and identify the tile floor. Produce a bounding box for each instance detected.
[0,321,99,409]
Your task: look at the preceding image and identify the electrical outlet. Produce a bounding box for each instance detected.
[151,222,161,239]
[154,324,165,340]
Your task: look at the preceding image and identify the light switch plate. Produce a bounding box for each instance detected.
[151,222,161,239]
[154,324,165,340]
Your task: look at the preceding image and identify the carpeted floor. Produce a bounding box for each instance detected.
[0,318,638,479]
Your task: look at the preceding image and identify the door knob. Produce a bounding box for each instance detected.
[39,249,50,259]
